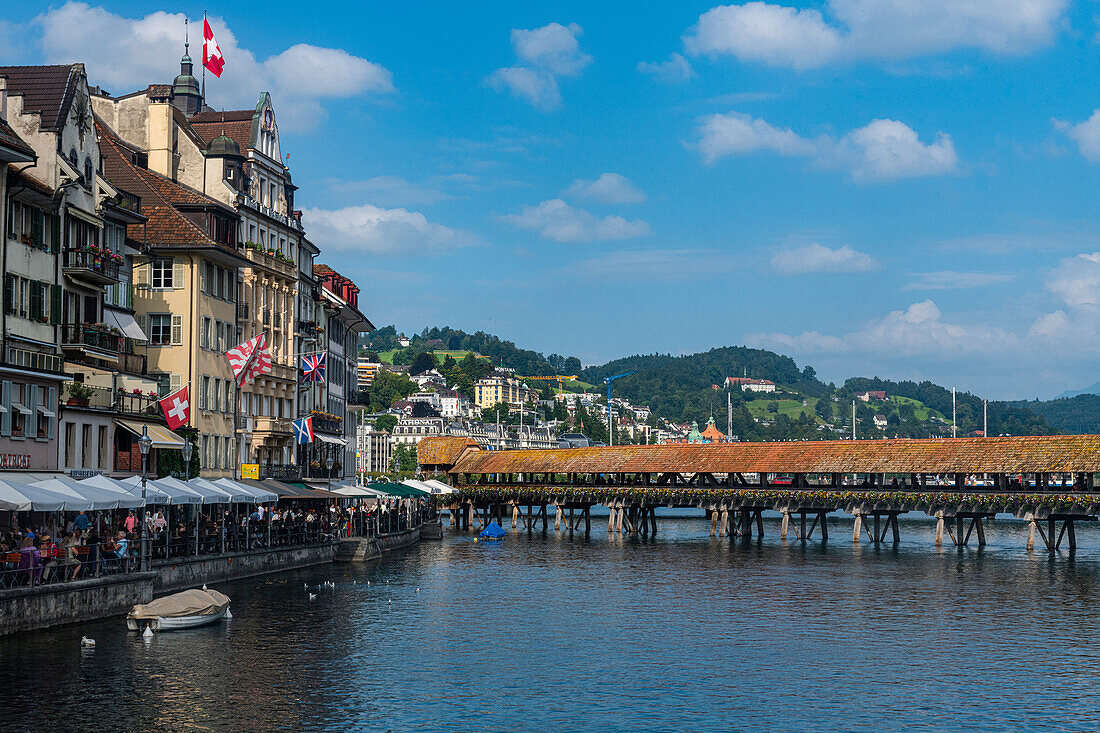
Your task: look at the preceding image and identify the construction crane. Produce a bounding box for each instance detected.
[525,375,579,396]
[604,371,635,447]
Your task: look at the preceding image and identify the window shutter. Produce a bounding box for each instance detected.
[1,381,11,437]
[170,373,182,393]
[47,387,56,439]
[134,261,149,286]
[29,283,41,322]
[134,313,147,340]
[171,314,183,345]
[3,276,13,316]
[27,385,37,439]
[173,261,185,290]
[200,264,207,293]
[49,285,62,325]
[50,214,60,254]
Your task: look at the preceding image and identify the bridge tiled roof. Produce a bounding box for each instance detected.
[448,435,1100,475]
[419,437,480,467]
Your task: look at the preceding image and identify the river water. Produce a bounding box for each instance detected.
[2,513,1100,732]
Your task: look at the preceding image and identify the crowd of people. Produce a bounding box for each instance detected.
[1,497,431,588]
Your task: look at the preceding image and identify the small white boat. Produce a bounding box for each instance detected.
[126,588,232,632]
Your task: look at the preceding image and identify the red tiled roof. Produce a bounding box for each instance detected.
[0,64,82,131]
[189,109,254,148]
[418,437,480,467]
[448,435,1100,475]
[96,118,233,249]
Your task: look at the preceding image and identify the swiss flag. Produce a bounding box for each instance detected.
[159,386,190,430]
[203,19,225,78]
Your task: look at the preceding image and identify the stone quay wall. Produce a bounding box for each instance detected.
[0,572,155,636]
[153,542,337,593]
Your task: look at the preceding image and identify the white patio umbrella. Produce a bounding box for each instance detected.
[81,473,172,505]
[421,479,459,495]
[118,475,203,506]
[0,477,85,512]
[32,476,142,510]
[189,477,254,503]
[331,485,388,498]
[155,476,225,504]
[212,477,277,503]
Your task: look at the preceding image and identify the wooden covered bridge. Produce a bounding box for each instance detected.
[418,434,1100,550]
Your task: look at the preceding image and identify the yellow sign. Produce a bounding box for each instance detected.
[240,463,260,480]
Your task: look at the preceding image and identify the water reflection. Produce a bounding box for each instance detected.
[1,516,1099,731]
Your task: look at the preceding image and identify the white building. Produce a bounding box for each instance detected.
[725,377,776,393]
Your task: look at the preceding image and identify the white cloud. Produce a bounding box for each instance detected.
[511,22,591,76]
[903,271,1016,290]
[1045,252,1100,309]
[638,53,695,83]
[750,300,1020,358]
[1056,110,1100,162]
[489,22,589,111]
[697,111,816,162]
[564,173,646,204]
[686,4,842,70]
[500,199,650,242]
[697,112,958,181]
[34,2,393,132]
[771,242,876,274]
[302,204,473,255]
[487,67,560,111]
[683,0,1067,70]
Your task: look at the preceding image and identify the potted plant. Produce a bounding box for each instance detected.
[67,381,94,406]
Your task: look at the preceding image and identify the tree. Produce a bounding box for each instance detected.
[360,350,380,362]
[552,399,568,422]
[410,402,440,418]
[482,402,510,424]
[394,443,418,473]
[564,356,582,374]
[815,398,833,421]
[367,370,417,411]
[374,415,398,433]
[409,351,437,375]
[767,400,780,414]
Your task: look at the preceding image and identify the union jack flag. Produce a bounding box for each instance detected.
[301,352,326,383]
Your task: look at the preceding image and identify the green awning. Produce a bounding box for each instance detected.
[368,482,429,497]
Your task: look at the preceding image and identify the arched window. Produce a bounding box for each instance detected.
[68,148,78,171]
[83,158,93,188]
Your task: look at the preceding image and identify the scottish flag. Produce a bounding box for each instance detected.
[301,352,326,383]
[293,416,313,444]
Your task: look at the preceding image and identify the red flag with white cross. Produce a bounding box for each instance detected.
[203,18,225,78]
[159,386,190,430]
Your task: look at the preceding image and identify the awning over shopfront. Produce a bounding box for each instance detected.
[105,310,148,341]
[114,419,186,449]
[315,433,348,446]
[368,482,429,498]
[238,478,309,498]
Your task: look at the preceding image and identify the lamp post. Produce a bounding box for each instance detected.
[325,456,334,478]
[182,438,193,480]
[138,426,152,572]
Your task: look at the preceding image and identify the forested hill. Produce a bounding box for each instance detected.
[844,377,1054,437]
[1007,394,1100,434]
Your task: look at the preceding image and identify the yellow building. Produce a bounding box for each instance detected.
[474,373,535,409]
[97,120,244,478]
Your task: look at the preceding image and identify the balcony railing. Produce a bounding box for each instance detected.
[237,302,249,321]
[260,464,301,481]
[4,342,64,374]
[310,413,343,434]
[298,320,320,338]
[268,361,295,382]
[304,465,341,480]
[119,352,147,375]
[64,384,161,418]
[63,248,122,282]
[253,416,291,435]
[62,324,124,353]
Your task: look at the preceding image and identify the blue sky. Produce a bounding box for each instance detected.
[5,1,1100,399]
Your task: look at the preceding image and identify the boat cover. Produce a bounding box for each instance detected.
[128,589,231,620]
[479,520,506,539]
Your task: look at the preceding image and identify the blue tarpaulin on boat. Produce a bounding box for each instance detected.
[479,521,506,539]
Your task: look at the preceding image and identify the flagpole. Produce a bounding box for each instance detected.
[201,11,207,103]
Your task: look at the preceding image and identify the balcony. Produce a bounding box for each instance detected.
[237,302,249,322]
[310,411,343,434]
[253,416,291,436]
[119,352,147,375]
[260,464,301,481]
[243,243,297,278]
[297,320,320,339]
[4,342,65,375]
[63,248,122,284]
[62,323,124,355]
[304,465,341,480]
[64,384,161,419]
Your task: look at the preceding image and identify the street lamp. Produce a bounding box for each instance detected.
[325,456,334,476]
[138,426,152,572]
[181,438,193,480]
